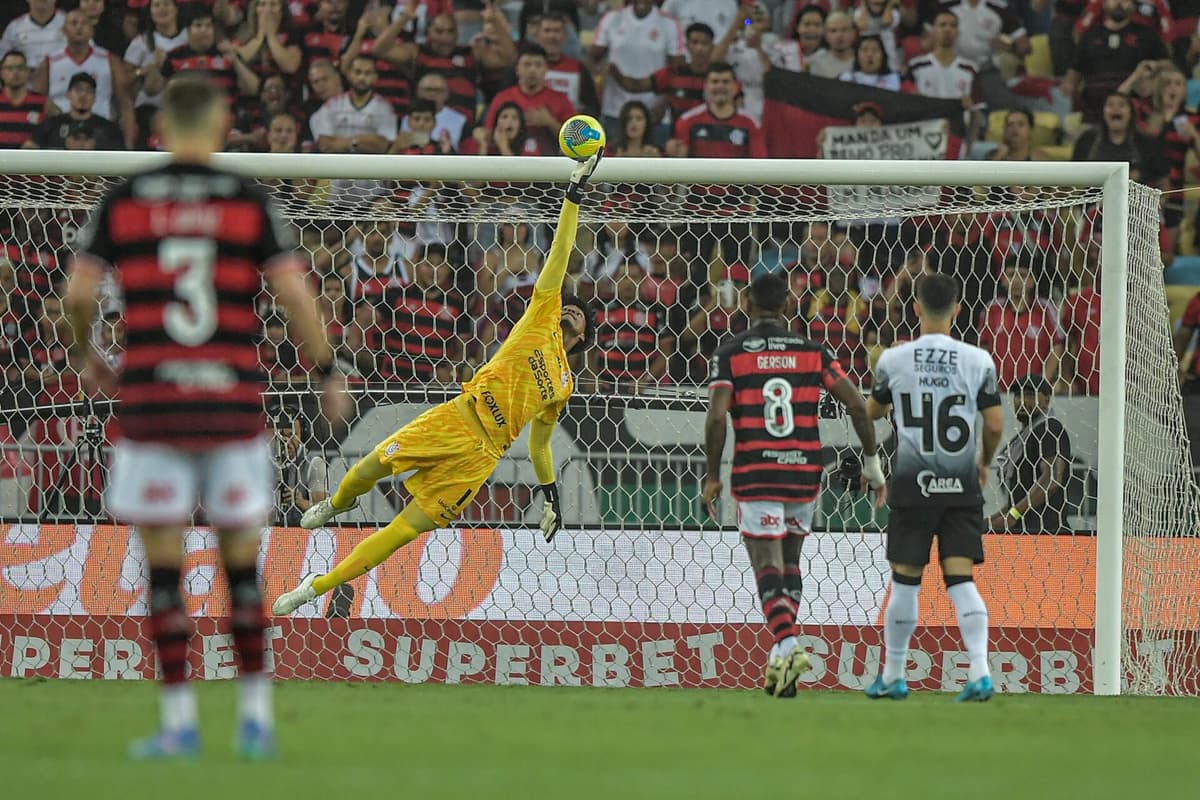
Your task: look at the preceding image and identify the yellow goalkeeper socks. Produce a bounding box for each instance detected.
[330,459,384,510]
[311,516,422,596]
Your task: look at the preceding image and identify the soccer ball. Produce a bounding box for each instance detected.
[558,114,605,161]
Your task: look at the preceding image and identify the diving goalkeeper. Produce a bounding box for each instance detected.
[272,152,603,616]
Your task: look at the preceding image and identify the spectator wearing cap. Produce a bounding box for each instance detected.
[34,8,135,147]
[807,11,856,80]
[25,72,123,149]
[839,34,900,91]
[1,1,66,72]
[590,0,684,143]
[990,374,1073,534]
[592,258,674,388]
[484,43,576,156]
[0,51,46,148]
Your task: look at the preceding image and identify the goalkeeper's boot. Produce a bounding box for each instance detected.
[271,572,318,615]
[864,674,910,700]
[128,727,201,760]
[236,719,277,760]
[775,647,810,698]
[300,497,358,529]
[955,675,995,703]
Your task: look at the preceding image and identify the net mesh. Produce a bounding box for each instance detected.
[0,162,1195,694]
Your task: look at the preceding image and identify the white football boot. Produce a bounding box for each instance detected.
[271,573,318,615]
[300,497,358,529]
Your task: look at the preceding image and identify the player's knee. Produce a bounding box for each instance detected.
[944,573,974,589]
[892,571,922,587]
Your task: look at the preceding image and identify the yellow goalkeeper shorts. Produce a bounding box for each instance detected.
[373,396,501,525]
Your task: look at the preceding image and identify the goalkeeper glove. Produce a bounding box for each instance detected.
[565,150,604,203]
[538,482,563,543]
[862,453,886,491]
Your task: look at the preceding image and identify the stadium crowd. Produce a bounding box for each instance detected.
[0,0,1196,422]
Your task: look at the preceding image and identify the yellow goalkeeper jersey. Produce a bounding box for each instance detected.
[462,200,578,451]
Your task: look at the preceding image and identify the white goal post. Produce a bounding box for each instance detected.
[0,151,1192,697]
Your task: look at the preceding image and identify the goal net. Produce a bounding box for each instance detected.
[0,154,1195,695]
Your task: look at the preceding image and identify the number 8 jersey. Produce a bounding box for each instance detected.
[709,321,848,503]
[75,162,297,449]
[871,333,1002,507]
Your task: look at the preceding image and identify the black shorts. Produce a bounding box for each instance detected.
[887,505,985,567]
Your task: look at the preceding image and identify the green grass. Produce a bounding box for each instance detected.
[3,680,1198,800]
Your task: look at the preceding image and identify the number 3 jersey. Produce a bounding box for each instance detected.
[74,162,296,448]
[709,321,848,503]
[871,333,1002,507]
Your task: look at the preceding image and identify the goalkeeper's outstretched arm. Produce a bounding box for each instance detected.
[535,151,603,294]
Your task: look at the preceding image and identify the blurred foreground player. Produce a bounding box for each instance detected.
[703,273,885,698]
[64,75,346,758]
[272,150,604,616]
[864,273,1004,702]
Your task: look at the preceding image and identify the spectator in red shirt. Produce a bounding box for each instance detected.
[535,11,599,116]
[485,43,576,156]
[301,0,350,66]
[593,259,674,388]
[978,253,1065,390]
[0,51,45,148]
[371,243,468,385]
[414,13,480,125]
[1174,289,1200,393]
[1060,245,1101,395]
[666,62,765,158]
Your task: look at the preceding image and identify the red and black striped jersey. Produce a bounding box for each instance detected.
[0,88,45,148]
[160,46,239,101]
[650,64,705,122]
[709,321,847,503]
[370,286,468,382]
[302,27,348,66]
[74,162,298,449]
[672,104,766,159]
[594,301,668,382]
[349,38,412,117]
[415,44,478,123]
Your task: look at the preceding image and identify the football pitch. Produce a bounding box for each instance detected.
[3,680,1197,800]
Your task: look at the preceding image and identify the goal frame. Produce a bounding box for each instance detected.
[0,152,1133,695]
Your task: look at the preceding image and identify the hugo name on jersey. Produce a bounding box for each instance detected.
[871,333,1001,506]
[709,322,847,503]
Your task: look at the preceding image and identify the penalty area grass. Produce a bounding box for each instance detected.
[2,679,1196,800]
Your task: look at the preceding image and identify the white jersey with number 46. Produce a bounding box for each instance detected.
[871,333,1002,507]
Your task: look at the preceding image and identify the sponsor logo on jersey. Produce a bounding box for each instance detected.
[917,470,964,498]
[528,349,554,401]
[763,449,808,465]
[481,390,507,428]
[385,442,400,457]
[742,337,766,353]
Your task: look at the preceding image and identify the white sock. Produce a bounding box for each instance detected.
[238,673,274,727]
[161,683,198,732]
[778,635,798,657]
[883,580,920,683]
[948,581,990,682]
